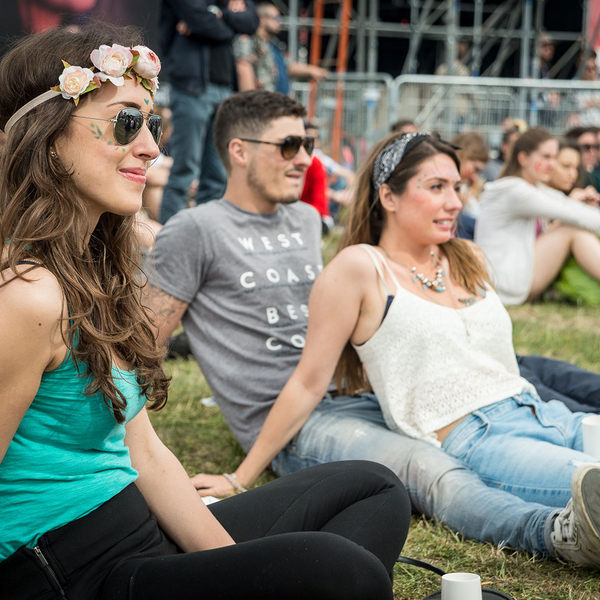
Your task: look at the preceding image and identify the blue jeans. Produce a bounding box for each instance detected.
[272,393,566,557]
[160,84,230,224]
[442,392,598,507]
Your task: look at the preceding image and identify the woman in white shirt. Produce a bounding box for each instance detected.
[195,131,600,568]
[474,128,600,305]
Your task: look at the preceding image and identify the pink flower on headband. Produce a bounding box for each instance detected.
[132,46,161,79]
[56,65,97,104]
[90,44,133,86]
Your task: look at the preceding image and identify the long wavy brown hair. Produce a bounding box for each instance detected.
[0,26,170,422]
[334,132,491,394]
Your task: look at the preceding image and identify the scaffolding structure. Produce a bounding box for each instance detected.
[272,0,598,80]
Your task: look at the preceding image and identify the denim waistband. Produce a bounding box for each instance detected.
[469,391,540,420]
[0,483,155,599]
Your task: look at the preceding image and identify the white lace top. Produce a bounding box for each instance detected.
[352,245,534,446]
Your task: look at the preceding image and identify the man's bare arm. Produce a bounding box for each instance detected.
[144,285,189,347]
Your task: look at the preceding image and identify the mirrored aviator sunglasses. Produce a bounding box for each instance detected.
[72,107,163,146]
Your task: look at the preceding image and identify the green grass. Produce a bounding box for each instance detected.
[149,301,600,599]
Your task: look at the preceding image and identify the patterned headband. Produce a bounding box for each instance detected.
[372,132,431,198]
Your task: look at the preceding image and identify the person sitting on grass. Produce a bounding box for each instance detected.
[475,128,600,305]
[147,92,600,565]
[546,140,600,305]
[0,26,411,600]
[193,130,600,568]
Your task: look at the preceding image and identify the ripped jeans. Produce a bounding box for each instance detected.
[272,392,598,557]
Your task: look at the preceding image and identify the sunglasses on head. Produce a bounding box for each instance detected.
[580,143,600,152]
[72,107,163,146]
[239,136,315,159]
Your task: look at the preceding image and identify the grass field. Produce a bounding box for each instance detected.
[150,301,600,600]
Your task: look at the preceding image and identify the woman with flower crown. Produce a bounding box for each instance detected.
[0,25,410,600]
[196,129,600,569]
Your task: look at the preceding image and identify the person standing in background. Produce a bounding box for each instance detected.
[159,0,258,224]
[234,2,328,94]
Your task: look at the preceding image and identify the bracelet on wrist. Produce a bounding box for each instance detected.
[223,472,248,494]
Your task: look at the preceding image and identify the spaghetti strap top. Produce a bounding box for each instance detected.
[358,244,397,324]
[352,244,533,445]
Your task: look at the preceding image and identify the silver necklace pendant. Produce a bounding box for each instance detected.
[411,266,447,293]
[458,295,478,307]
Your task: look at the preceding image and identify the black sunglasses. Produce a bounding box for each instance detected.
[72,107,163,146]
[239,136,315,159]
[580,143,600,152]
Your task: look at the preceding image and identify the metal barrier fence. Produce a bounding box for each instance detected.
[292,73,393,167]
[293,74,600,160]
[391,75,600,149]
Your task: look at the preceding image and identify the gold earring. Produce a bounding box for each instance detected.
[50,151,57,159]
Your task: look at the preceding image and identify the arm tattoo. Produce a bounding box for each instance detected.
[146,286,188,321]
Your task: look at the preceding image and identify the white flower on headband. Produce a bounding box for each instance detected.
[147,77,160,95]
[90,44,133,86]
[132,46,161,79]
[53,62,100,105]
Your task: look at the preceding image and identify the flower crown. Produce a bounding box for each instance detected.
[4,44,161,135]
[53,44,161,105]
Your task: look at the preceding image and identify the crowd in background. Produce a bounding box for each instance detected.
[140,0,600,310]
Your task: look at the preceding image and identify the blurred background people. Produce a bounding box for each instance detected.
[304,122,355,220]
[574,50,600,127]
[565,126,600,191]
[390,119,419,135]
[452,132,489,239]
[300,122,333,233]
[547,141,600,306]
[536,32,555,79]
[234,1,328,94]
[159,0,259,224]
[475,128,600,305]
[482,129,520,182]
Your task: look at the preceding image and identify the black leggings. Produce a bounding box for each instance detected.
[2,461,410,600]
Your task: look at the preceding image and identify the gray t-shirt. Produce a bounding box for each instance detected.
[153,199,323,452]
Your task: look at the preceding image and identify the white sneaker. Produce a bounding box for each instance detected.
[552,465,600,568]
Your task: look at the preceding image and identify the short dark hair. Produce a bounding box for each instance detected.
[390,119,417,133]
[565,126,594,141]
[214,90,306,171]
[257,0,277,15]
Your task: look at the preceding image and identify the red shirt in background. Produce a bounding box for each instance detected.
[300,155,330,217]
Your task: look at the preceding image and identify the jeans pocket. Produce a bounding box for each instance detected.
[442,414,490,465]
[514,392,570,432]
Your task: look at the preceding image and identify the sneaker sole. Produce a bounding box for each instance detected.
[571,465,600,540]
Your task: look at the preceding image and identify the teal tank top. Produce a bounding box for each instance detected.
[0,352,146,560]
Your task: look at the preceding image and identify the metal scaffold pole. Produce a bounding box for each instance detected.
[280,0,589,83]
[332,0,352,161]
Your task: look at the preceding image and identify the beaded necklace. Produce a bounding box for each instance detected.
[378,246,479,306]
[379,247,447,293]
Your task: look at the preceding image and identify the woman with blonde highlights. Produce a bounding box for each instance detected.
[195,130,600,569]
[0,26,411,600]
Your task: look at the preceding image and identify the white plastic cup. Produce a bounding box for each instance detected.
[441,573,482,600]
[582,414,600,459]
